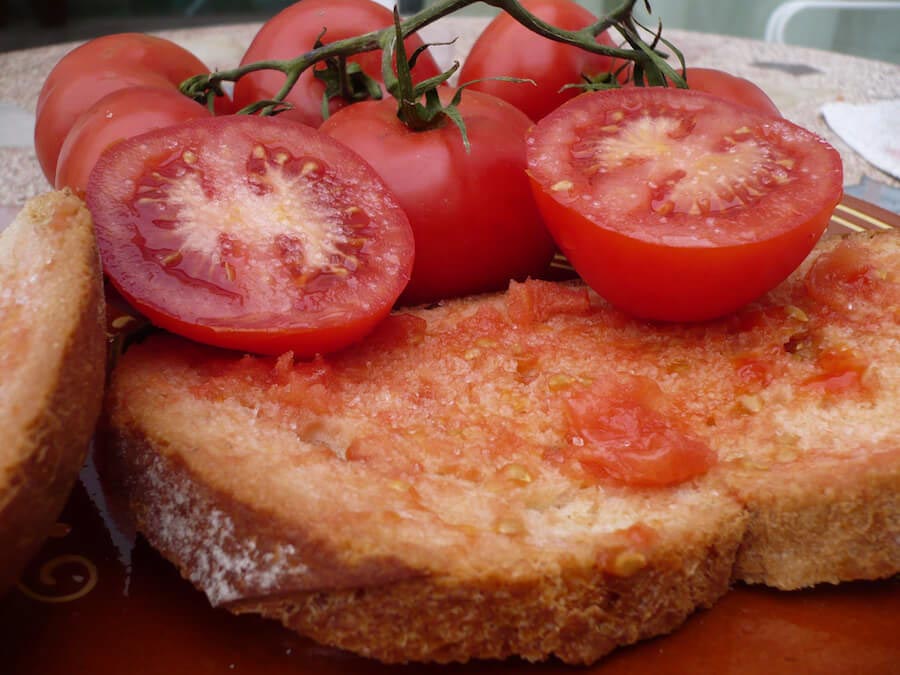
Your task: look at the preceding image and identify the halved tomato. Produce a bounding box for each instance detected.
[87,115,414,357]
[526,87,843,321]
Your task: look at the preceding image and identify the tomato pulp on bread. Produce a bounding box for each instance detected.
[87,115,414,356]
[526,88,843,321]
[564,375,716,487]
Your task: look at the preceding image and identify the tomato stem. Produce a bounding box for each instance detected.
[379,6,471,143]
[179,0,685,114]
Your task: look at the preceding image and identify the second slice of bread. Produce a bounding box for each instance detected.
[0,190,106,595]
[104,231,898,664]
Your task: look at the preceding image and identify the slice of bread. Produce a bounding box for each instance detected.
[0,190,106,595]
[104,230,898,664]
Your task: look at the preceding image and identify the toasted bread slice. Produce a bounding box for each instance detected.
[0,191,106,595]
[105,231,898,664]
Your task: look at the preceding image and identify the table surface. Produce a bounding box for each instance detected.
[1,15,899,214]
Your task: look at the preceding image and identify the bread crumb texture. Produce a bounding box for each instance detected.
[106,231,899,664]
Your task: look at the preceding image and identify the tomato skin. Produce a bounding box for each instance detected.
[459,0,622,121]
[232,0,440,128]
[35,33,213,184]
[320,89,557,305]
[86,115,414,357]
[505,278,592,325]
[37,68,173,184]
[683,68,780,116]
[55,87,211,195]
[37,33,210,110]
[526,87,843,322]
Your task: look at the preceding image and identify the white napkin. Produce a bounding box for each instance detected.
[821,99,900,181]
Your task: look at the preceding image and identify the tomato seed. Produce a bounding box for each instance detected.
[160,251,183,267]
[223,261,236,282]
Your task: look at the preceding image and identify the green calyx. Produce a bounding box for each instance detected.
[380,7,470,147]
[312,28,384,121]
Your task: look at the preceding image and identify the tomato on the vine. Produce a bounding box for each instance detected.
[86,115,414,357]
[55,87,211,195]
[35,33,218,184]
[232,0,441,128]
[320,88,557,305]
[526,87,843,322]
[459,0,623,121]
[682,67,780,116]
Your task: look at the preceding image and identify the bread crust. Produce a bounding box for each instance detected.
[0,191,106,595]
[238,529,742,665]
[107,417,745,665]
[730,448,900,588]
[105,425,428,602]
[103,230,899,664]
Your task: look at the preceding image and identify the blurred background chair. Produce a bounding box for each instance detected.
[764,0,900,42]
[763,0,900,63]
[606,0,900,63]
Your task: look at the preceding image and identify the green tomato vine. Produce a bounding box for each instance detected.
[180,0,685,125]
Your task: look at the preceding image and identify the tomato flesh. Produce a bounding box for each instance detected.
[505,278,592,325]
[564,375,716,487]
[803,347,868,396]
[527,87,843,321]
[804,236,896,318]
[87,116,414,357]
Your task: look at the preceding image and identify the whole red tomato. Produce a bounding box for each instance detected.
[527,87,842,322]
[232,0,441,127]
[459,0,623,121]
[35,33,217,184]
[55,87,211,194]
[320,89,557,305]
[681,67,780,116]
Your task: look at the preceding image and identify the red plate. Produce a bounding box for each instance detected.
[2,197,898,675]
